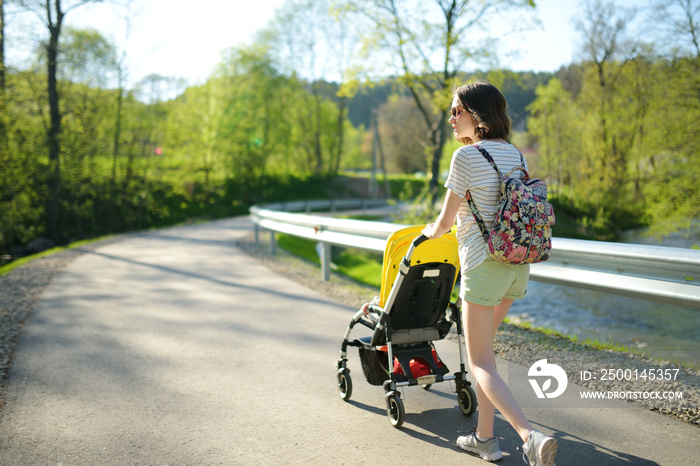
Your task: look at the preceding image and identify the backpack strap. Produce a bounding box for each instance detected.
[464,145,526,243]
[465,190,490,244]
[474,146,502,177]
[472,145,527,179]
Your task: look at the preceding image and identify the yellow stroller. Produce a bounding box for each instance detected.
[335,225,477,428]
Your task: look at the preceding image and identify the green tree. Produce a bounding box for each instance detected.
[526,78,584,198]
[162,78,229,205]
[336,0,536,198]
[523,2,700,238]
[57,27,117,237]
[15,0,106,242]
[377,95,430,174]
[635,57,700,234]
[652,0,700,59]
[0,0,9,252]
[262,0,356,175]
[2,70,50,250]
[575,0,640,209]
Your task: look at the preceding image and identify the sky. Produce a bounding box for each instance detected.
[8,0,652,87]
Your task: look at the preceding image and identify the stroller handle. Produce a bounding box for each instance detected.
[403,234,429,263]
[412,234,429,248]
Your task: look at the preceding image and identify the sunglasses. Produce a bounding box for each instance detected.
[450,106,473,119]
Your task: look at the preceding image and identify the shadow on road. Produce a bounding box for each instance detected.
[362,404,662,465]
[83,249,349,310]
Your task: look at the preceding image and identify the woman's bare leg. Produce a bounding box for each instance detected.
[463,299,532,442]
[466,298,515,438]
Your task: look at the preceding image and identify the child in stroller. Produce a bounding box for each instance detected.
[335,225,477,428]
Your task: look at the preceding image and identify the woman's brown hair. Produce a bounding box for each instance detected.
[454,81,511,144]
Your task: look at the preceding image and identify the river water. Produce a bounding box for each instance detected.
[509,227,700,367]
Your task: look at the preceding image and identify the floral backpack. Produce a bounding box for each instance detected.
[465,146,556,265]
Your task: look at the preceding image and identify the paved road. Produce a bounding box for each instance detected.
[0,217,697,465]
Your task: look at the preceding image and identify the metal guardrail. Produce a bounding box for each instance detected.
[250,200,700,309]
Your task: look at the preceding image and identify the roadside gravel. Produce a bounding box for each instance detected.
[0,232,697,427]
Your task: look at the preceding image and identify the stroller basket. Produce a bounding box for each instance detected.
[336,226,477,428]
[359,347,388,386]
[360,345,449,387]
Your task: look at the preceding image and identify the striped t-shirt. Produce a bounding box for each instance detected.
[444,140,528,274]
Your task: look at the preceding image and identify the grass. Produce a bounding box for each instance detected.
[334,249,383,289]
[277,234,321,265]
[504,317,646,353]
[277,233,383,289]
[0,235,115,277]
[504,317,633,352]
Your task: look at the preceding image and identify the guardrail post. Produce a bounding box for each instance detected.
[269,231,277,256]
[320,242,332,282]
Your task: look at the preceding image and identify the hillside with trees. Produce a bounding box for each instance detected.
[0,0,698,260]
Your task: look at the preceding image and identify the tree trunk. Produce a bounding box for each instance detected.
[375,114,391,198]
[110,82,124,231]
[46,1,65,240]
[314,85,323,175]
[332,96,346,175]
[0,0,7,167]
[429,113,448,203]
[121,136,137,206]
[0,0,5,93]
[0,0,9,253]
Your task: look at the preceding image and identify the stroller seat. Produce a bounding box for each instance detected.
[336,225,477,428]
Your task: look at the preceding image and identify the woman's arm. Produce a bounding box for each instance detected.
[421,189,462,239]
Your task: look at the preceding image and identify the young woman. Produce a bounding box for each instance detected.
[421,81,558,466]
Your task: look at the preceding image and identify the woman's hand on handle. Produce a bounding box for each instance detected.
[422,223,441,239]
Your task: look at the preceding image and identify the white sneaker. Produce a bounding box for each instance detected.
[519,429,558,466]
[456,426,504,462]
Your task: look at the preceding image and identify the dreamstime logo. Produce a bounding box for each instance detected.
[528,359,568,399]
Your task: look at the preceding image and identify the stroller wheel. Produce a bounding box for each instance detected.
[387,393,405,428]
[337,370,352,401]
[457,384,477,416]
[421,384,432,390]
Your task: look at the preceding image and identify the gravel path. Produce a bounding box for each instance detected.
[1,231,698,427]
